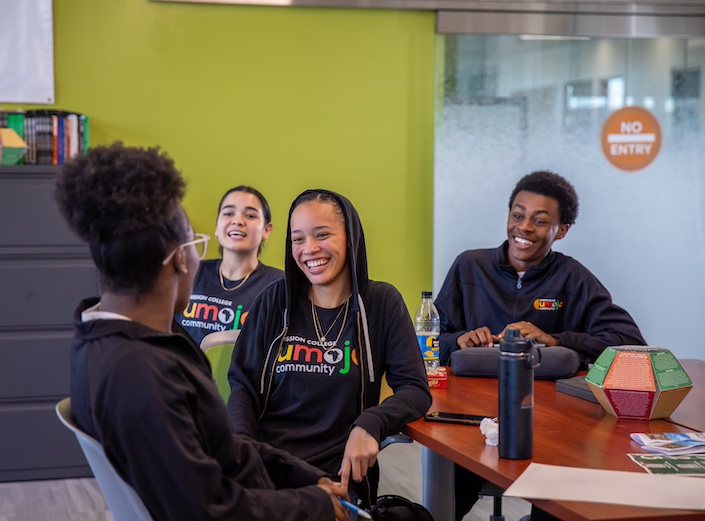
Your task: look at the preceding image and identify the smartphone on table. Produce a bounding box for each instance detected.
[424,411,486,425]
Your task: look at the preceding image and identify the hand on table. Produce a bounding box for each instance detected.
[457,327,499,348]
[497,321,558,346]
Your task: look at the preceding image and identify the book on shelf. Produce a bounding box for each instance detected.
[0,128,27,165]
[0,108,90,166]
[0,110,27,164]
[67,113,79,158]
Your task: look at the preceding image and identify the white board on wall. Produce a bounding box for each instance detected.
[0,0,54,104]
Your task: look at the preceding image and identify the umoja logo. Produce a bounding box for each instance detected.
[533,298,563,311]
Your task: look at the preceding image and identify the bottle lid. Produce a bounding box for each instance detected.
[421,291,433,298]
[499,328,532,354]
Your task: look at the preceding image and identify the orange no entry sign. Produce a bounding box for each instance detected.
[600,107,662,172]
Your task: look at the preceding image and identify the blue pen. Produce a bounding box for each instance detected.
[339,498,372,520]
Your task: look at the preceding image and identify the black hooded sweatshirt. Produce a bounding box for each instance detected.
[69,298,334,521]
[227,190,431,479]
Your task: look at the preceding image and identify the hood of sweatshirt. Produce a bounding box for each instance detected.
[284,189,375,381]
[284,189,369,312]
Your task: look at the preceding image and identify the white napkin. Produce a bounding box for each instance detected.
[480,417,499,446]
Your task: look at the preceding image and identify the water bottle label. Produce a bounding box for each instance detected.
[417,333,439,361]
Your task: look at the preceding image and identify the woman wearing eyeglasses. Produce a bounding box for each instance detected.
[176,186,283,345]
[227,189,431,507]
[55,143,349,521]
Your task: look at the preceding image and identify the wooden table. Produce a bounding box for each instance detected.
[404,359,705,521]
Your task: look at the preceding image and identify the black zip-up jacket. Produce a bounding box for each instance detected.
[436,243,646,365]
[227,191,431,476]
[70,298,333,521]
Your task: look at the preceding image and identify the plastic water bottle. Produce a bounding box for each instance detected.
[498,329,534,459]
[415,291,440,372]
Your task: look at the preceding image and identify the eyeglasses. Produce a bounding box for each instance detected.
[162,233,210,266]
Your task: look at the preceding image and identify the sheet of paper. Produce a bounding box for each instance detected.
[503,463,705,510]
[629,453,705,476]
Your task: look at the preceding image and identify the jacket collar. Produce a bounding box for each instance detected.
[73,297,204,360]
[496,241,558,280]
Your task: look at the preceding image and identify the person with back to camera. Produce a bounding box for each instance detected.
[176,185,283,345]
[55,143,349,521]
[435,170,646,521]
[227,189,432,508]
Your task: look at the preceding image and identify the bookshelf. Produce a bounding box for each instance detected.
[0,109,89,166]
[0,165,97,481]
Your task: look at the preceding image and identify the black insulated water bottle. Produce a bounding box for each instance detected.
[498,329,535,459]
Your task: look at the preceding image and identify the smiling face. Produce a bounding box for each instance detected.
[506,191,570,272]
[215,191,272,256]
[290,200,350,293]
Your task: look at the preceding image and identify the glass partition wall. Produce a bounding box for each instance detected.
[434,33,705,360]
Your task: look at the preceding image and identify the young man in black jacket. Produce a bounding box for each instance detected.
[437,170,645,366]
[435,170,645,520]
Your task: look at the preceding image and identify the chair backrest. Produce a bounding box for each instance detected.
[55,398,154,521]
[200,330,240,403]
[199,329,240,351]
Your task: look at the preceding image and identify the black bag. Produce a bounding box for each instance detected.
[450,345,581,380]
[368,495,434,521]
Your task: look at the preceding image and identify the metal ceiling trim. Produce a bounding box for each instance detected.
[151,0,705,17]
[437,10,705,37]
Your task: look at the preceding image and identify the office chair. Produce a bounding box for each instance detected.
[200,329,241,403]
[200,329,241,351]
[55,398,154,521]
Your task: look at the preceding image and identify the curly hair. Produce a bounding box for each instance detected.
[508,170,579,225]
[55,142,188,295]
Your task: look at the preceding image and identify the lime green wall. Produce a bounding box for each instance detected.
[50,1,436,310]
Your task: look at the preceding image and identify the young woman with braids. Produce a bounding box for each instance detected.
[55,144,348,521]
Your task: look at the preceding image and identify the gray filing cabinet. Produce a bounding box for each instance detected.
[0,165,97,481]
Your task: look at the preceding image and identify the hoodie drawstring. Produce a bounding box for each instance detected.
[357,294,375,383]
